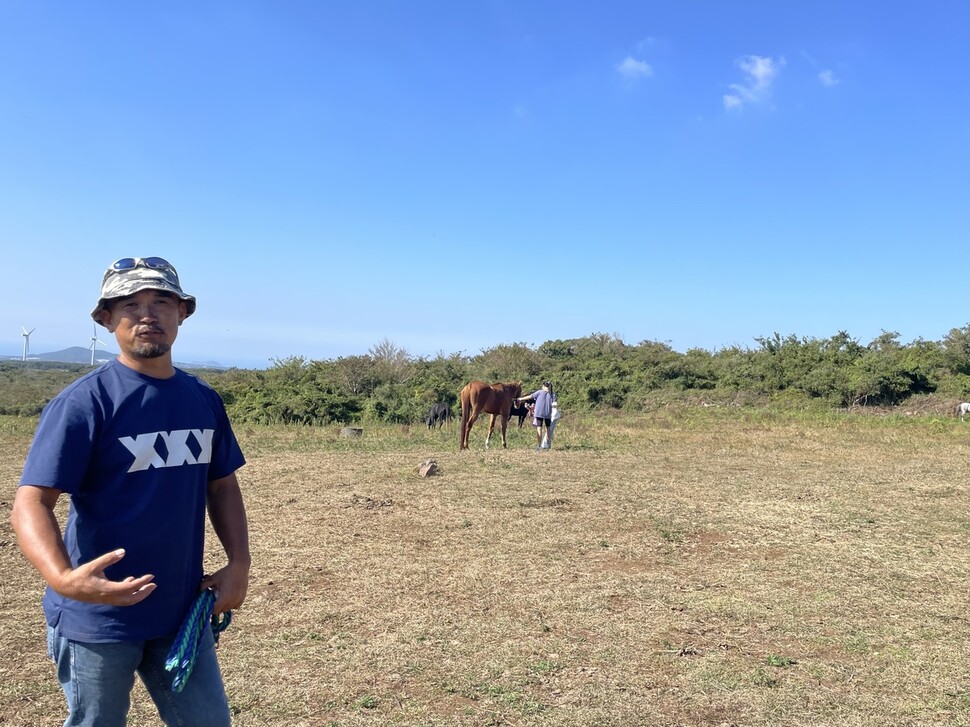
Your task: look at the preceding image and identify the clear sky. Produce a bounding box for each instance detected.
[1,2,967,369]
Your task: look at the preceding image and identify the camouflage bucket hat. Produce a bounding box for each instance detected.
[91,257,197,326]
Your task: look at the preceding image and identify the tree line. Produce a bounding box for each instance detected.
[209,327,970,425]
[2,327,967,424]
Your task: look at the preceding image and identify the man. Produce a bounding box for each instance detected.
[516,381,556,450]
[11,256,250,727]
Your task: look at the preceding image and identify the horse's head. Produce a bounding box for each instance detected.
[508,382,522,399]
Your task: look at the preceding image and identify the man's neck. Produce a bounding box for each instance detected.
[115,353,177,379]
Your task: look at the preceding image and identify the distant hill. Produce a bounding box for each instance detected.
[2,346,227,370]
[33,346,115,365]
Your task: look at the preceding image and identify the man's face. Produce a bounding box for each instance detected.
[99,289,187,360]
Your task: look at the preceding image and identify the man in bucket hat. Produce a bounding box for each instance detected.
[11,257,250,727]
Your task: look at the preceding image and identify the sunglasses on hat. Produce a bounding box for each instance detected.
[109,257,178,275]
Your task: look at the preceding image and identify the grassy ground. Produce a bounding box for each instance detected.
[1,409,968,726]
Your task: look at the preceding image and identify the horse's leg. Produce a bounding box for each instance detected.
[485,413,498,449]
[465,410,482,448]
[459,395,472,449]
[500,415,509,448]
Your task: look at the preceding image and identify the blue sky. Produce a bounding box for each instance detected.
[1,2,967,369]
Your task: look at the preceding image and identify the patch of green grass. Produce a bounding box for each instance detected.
[691,662,744,691]
[650,515,686,543]
[659,527,684,543]
[354,694,378,710]
[0,415,39,436]
[766,654,798,668]
[751,666,780,687]
[885,645,914,660]
[844,632,873,654]
[403,661,425,675]
[529,659,562,675]
[470,681,545,715]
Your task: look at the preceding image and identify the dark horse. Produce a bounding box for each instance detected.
[427,402,451,429]
[509,400,534,428]
[459,380,522,450]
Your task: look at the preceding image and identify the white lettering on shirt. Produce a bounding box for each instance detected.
[118,429,215,473]
[191,429,214,465]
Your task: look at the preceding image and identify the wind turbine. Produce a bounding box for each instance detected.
[21,326,35,361]
[89,323,108,366]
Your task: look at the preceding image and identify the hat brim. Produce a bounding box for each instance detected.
[91,280,196,326]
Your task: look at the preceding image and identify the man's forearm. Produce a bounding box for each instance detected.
[11,486,73,589]
[207,474,251,567]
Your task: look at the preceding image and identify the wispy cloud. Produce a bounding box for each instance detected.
[616,56,653,80]
[818,69,839,87]
[723,54,785,111]
[635,37,657,54]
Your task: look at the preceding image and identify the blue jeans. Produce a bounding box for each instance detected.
[47,624,231,727]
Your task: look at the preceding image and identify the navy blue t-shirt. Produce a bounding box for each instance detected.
[19,359,245,642]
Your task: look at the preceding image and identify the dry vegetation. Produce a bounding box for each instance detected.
[1,409,968,726]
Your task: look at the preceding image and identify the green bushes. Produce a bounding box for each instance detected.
[203,326,970,425]
[4,325,969,426]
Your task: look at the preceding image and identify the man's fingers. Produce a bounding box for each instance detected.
[85,548,127,572]
[126,582,157,605]
[51,549,157,606]
[104,577,156,606]
[121,574,156,589]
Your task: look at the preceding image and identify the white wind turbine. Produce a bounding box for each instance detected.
[21,326,35,361]
[89,323,108,366]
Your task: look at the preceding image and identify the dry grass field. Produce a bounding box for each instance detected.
[1,408,968,726]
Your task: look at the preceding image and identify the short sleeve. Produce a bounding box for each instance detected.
[20,395,98,494]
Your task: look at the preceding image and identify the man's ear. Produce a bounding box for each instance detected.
[178,301,188,326]
[97,308,116,333]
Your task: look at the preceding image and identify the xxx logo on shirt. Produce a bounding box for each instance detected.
[118,429,215,473]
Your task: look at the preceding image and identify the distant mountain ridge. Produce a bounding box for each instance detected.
[29,346,114,365]
[3,346,227,370]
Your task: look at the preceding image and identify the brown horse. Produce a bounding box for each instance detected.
[459,380,522,450]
